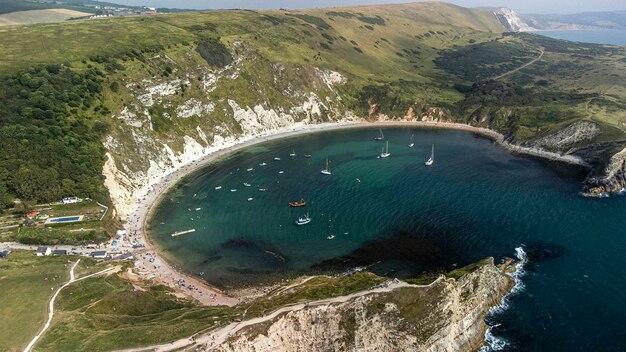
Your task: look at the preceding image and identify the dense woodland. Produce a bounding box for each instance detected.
[0,65,108,211]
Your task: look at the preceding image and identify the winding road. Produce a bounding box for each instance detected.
[493,49,544,80]
[23,261,118,352]
[117,277,444,352]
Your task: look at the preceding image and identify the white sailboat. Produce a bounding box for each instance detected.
[379,141,391,158]
[326,217,335,240]
[425,144,434,166]
[374,128,384,141]
[321,159,332,175]
[408,134,415,148]
[290,148,296,157]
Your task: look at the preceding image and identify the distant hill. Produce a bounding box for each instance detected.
[493,7,626,31]
[0,1,624,213]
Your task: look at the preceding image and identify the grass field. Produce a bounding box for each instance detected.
[0,251,76,352]
[0,8,91,27]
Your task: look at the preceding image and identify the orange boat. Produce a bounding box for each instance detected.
[288,199,306,207]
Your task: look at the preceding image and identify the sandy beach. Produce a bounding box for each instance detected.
[123,120,589,306]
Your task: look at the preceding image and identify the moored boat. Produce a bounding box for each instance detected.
[379,141,391,158]
[321,158,332,175]
[289,198,306,207]
[374,128,384,141]
[295,213,312,225]
[425,144,434,166]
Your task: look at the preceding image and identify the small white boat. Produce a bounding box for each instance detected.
[246,168,254,172]
[230,189,237,192]
[408,134,415,148]
[248,197,254,201]
[425,144,434,166]
[259,188,268,192]
[327,235,335,240]
[195,208,202,211]
[379,141,391,158]
[290,148,296,157]
[321,159,332,175]
[215,186,222,190]
[259,162,267,166]
[243,182,251,187]
[374,128,384,141]
[278,171,284,174]
[295,213,312,226]
[274,157,281,161]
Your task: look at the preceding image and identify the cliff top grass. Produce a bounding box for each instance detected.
[29,263,494,351]
[0,251,100,352]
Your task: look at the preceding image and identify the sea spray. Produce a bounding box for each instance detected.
[480,246,528,352]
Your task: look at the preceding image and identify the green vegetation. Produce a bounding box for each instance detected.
[445,257,493,279]
[435,40,538,81]
[0,249,494,352]
[34,271,384,351]
[0,251,75,352]
[0,65,108,209]
[35,275,238,352]
[242,272,385,317]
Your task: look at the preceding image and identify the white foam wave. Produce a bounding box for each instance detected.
[479,246,528,352]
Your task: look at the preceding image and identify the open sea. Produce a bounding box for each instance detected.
[150,127,626,351]
[538,29,626,46]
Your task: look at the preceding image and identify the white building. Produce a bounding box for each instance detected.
[62,196,79,204]
[36,247,52,256]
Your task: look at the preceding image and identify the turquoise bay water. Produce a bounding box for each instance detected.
[150,127,626,351]
[538,29,626,46]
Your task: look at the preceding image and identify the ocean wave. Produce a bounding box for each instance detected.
[479,246,528,352]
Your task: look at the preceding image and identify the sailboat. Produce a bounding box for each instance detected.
[321,159,332,175]
[374,128,384,141]
[408,134,415,148]
[326,217,335,240]
[295,213,312,226]
[379,141,391,158]
[425,144,434,166]
[290,148,296,157]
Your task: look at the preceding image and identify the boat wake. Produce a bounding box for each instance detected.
[480,246,527,352]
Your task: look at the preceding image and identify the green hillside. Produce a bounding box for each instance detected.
[0,2,624,211]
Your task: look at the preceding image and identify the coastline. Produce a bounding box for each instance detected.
[124,120,588,306]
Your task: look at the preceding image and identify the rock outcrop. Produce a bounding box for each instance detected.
[583,146,626,196]
[527,121,601,152]
[213,261,513,352]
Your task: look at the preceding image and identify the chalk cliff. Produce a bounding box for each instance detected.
[212,261,513,352]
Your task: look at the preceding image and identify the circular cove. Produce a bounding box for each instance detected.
[149,126,626,352]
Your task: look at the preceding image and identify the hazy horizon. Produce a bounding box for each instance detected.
[108,0,626,15]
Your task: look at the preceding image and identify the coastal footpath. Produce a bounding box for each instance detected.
[116,259,516,352]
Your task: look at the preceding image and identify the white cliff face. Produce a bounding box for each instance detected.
[494,8,537,32]
[101,37,351,220]
[176,99,215,119]
[529,121,601,152]
[214,263,512,352]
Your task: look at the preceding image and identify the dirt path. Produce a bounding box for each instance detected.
[117,277,444,352]
[23,261,117,352]
[493,49,544,80]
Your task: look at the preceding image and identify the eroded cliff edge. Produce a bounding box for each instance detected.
[208,260,513,352]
